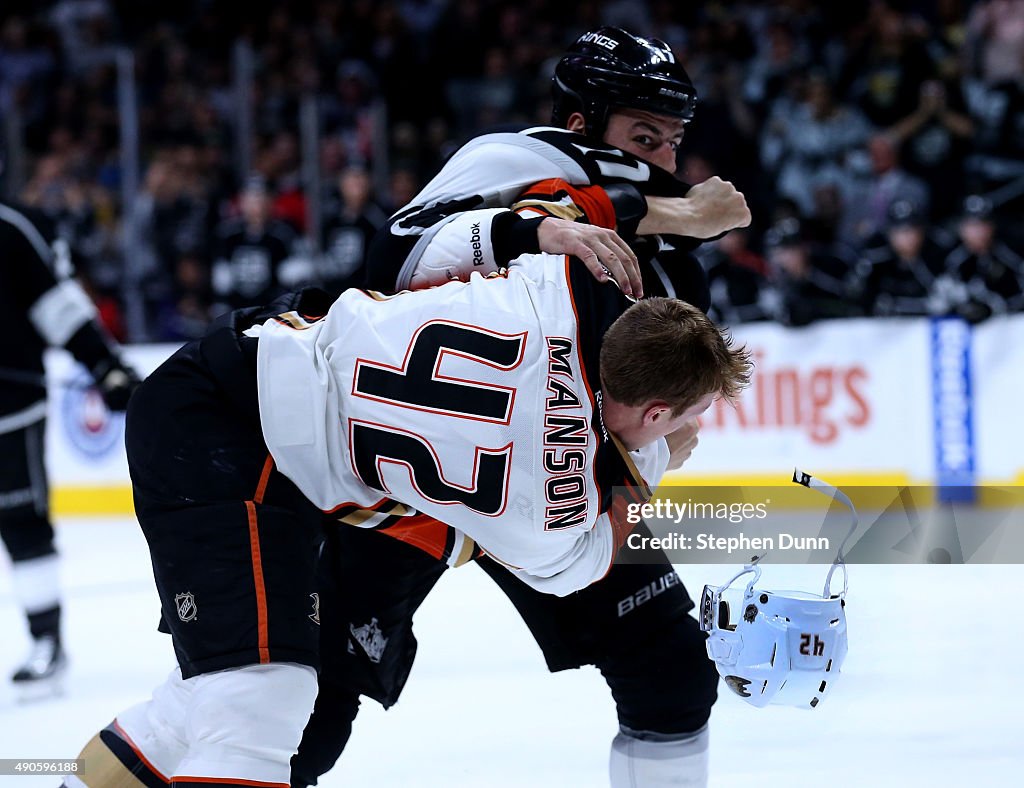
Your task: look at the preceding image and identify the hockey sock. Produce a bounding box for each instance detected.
[10,552,61,636]
[609,723,709,788]
[27,604,61,641]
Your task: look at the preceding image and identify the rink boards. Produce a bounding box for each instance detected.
[43,314,1024,516]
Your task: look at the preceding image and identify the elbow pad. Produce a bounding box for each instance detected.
[409,209,544,288]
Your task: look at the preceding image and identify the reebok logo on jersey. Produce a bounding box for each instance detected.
[594,390,610,443]
[470,221,484,266]
[616,571,680,616]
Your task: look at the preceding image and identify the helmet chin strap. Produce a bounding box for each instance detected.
[792,468,859,600]
[715,470,859,603]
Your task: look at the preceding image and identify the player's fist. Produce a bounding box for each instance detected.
[665,418,700,470]
[683,176,751,237]
[640,178,751,239]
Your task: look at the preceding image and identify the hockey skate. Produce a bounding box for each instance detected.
[11,634,67,702]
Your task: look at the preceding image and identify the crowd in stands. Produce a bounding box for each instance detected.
[1,0,1023,339]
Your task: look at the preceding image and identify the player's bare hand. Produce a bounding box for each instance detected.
[681,177,751,237]
[665,418,700,470]
[639,178,751,239]
[537,217,642,298]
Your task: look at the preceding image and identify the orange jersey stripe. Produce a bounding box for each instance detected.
[513,178,617,229]
[254,454,274,505]
[244,500,270,664]
[379,513,452,561]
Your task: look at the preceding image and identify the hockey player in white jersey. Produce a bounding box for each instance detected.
[64,247,750,787]
[256,259,745,593]
[290,27,753,788]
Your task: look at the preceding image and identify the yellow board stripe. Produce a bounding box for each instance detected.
[52,485,135,516]
[50,473,1024,516]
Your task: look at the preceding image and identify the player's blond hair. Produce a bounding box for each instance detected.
[600,298,752,414]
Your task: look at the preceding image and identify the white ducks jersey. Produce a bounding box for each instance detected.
[253,253,667,595]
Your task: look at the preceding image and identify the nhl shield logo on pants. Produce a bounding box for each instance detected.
[175,592,198,622]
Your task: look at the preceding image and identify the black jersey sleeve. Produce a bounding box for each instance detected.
[634,236,711,313]
[0,203,137,408]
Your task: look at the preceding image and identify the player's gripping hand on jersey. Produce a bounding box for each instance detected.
[407,210,643,298]
[537,216,642,298]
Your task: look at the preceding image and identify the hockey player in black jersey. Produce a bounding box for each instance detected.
[366,47,750,305]
[0,201,139,698]
[291,28,753,788]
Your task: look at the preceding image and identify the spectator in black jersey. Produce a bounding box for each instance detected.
[837,4,935,129]
[0,201,139,699]
[700,228,774,325]
[211,176,313,315]
[318,166,388,295]
[764,218,861,326]
[853,200,950,317]
[941,195,1024,321]
[887,75,974,221]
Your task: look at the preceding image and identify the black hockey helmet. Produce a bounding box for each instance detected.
[551,27,697,137]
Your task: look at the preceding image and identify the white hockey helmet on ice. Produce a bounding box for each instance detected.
[699,470,855,709]
[699,563,848,709]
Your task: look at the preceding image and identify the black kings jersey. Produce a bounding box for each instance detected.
[368,126,696,293]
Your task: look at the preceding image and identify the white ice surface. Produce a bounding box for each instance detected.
[1,517,1022,788]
